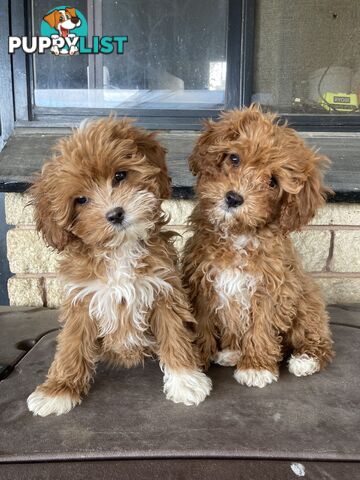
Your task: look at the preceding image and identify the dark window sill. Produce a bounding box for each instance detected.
[0,129,359,202]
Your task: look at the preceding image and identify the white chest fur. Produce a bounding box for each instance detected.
[214,268,257,311]
[212,234,258,311]
[65,244,171,337]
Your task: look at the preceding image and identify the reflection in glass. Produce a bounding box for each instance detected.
[33,0,228,110]
[253,0,360,114]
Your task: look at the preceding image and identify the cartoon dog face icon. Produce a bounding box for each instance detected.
[43,7,81,37]
[43,7,81,55]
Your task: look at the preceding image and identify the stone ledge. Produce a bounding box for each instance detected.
[2,131,360,203]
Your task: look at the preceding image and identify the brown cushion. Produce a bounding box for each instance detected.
[0,307,58,367]
[0,305,359,471]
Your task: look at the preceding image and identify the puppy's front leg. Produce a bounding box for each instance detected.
[151,284,212,406]
[235,294,282,388]
[27,302,98,416]
[194,302,218,369]
[287,283,334,377]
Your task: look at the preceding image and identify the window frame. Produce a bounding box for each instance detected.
[7,0,360,132]
[0,1,14,306]
[11,0,251,130]
[0,0,14,149]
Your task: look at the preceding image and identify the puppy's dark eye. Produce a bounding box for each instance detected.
[229,153,240,167]
[75,196,88,205]
[269,176,278,188]
[114,171,127,183]
[59,16,64,21]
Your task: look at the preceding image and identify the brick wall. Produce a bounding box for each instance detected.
[5,193,360,306]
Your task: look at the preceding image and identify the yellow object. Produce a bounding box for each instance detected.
[319,92,358,112]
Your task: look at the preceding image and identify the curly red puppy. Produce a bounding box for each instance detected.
[27,117,211,416]
[183,106,334,388]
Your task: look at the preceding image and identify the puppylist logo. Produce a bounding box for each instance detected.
[9,6,128,56]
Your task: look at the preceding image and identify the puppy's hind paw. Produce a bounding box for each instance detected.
[288,354,320,377]
[27,389,79,417]
[163,368,212,406]
[234,368,278,388]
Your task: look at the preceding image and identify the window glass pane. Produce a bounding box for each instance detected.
[253,0,360,115]
[32,0,89,89]
[32,0,228,110]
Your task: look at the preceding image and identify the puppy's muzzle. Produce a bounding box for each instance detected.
[225,191,244,209]
[106,207,125,225]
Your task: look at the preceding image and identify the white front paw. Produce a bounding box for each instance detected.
[288,354,320,377]
[213,349,241,367]
[234,368,278,388]
[27,390,78,417]
[163,368,212,406]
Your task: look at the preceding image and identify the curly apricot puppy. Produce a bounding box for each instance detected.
[27,117,211,416]
[183,106,334,388]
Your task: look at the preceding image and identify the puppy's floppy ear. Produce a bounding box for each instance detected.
[66,7,77,18]
[138,133,171,199]
[279,149,331,234]
[43,10,59,28]
[189,120,216,176]
[29,162,73,252]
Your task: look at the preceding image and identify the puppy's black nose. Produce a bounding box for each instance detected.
[71,16,80,23]
[106,207,124,225]
[225,191,244,208]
